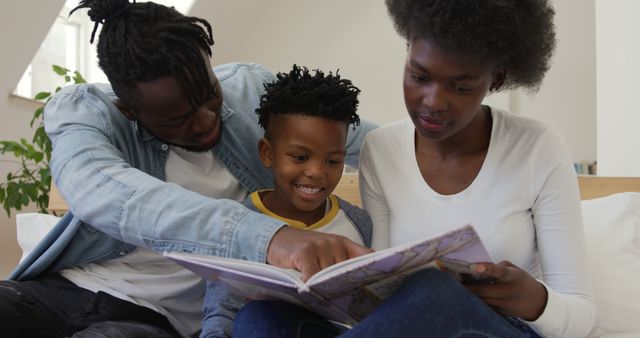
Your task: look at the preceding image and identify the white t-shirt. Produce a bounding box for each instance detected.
[358,108,595,338]
[61,146,248,337]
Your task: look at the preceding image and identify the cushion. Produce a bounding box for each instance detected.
[16,213,59,263]
[581,192,640,337]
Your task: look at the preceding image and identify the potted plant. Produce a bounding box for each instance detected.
[0,65,85,216]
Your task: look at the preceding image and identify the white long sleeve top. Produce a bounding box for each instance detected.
[358,107,595,338]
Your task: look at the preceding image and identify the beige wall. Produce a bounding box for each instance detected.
[192,0,596,163]
[191,0,511,127]
[596,0,640,176]
[0,1,65,277]
[516,0,597,164]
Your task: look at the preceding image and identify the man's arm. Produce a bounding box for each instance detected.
[345,119,378,169]
[45,84,285,263]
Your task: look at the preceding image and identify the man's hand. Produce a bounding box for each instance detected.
[266,227,373,281]
[465,261,548,321]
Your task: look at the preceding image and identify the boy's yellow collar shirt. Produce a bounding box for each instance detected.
[250,189,340,230]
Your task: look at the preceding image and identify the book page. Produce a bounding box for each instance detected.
[163,252,304,288]
[304,225,491,321]
[308,225,488,285]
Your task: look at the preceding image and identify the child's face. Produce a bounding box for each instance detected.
[259,115,347,219]
[403,38,504,143]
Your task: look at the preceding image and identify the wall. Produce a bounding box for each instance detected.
[516,0,597,164]
[192,0,503,126]
[596,0,640,176]
[191,0,596,163]
[0,1,65,277]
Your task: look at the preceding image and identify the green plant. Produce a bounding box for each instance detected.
[0,65,85,216]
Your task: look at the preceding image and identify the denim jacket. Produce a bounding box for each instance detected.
[10,63,376,280]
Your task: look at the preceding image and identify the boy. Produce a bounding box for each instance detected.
[201,65,372,338]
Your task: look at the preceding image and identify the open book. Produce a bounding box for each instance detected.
[164,224,492,325]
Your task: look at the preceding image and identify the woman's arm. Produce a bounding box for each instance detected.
[358,135,391,250]
[468,129,596,338]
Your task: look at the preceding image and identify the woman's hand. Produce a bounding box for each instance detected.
[464,261,548,321]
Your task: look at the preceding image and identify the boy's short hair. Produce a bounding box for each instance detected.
[255,65,361,135]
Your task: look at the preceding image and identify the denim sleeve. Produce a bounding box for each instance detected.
[201,281,246,338]
[44,84,285,262]
[345,119,378,169]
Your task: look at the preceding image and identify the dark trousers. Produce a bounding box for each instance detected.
[0,273,181,338]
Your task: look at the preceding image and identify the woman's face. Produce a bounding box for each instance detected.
[403,38,504,143]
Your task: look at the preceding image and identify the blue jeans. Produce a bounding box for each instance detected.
[234,268,540,338]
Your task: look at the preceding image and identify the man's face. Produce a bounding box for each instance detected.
[259,115,347,221]
[123,56,224,152]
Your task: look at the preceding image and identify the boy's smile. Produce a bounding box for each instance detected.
[259,115,347,226]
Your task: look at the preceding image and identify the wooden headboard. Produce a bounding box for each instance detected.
[575,176,640,200]
[332,175,640,207]
[48,175,640,213]
[47,184,68,215]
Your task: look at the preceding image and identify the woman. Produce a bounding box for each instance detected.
[358,0,595,337]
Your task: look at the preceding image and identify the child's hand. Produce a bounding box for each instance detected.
[465,261,548,321]
[267,227,373,281]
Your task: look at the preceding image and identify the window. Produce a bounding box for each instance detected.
[13,0,195,100]
[14,2,83,99]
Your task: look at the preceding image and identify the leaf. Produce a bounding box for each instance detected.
[37,204,49,215]
[0,64,86,216]
[34,92,51,100]
[2,141,27,156]
[26,185,39,200]
[30,107,44,127]
[39,168,51,182]
[32,126,47,147]
[21,193,30,206]
[52,65,69,75]
[3,202,11,217]
[73,71,86,84]
[33,152,44,162]
[37,194,49,205]
[45,146,52,162]
[6,187,20,210]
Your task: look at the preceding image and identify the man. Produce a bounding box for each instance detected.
[0,1,375,337]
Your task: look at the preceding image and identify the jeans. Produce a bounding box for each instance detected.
[234,268,541,338]
[232,300,348,338]
[0,273,180,338]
